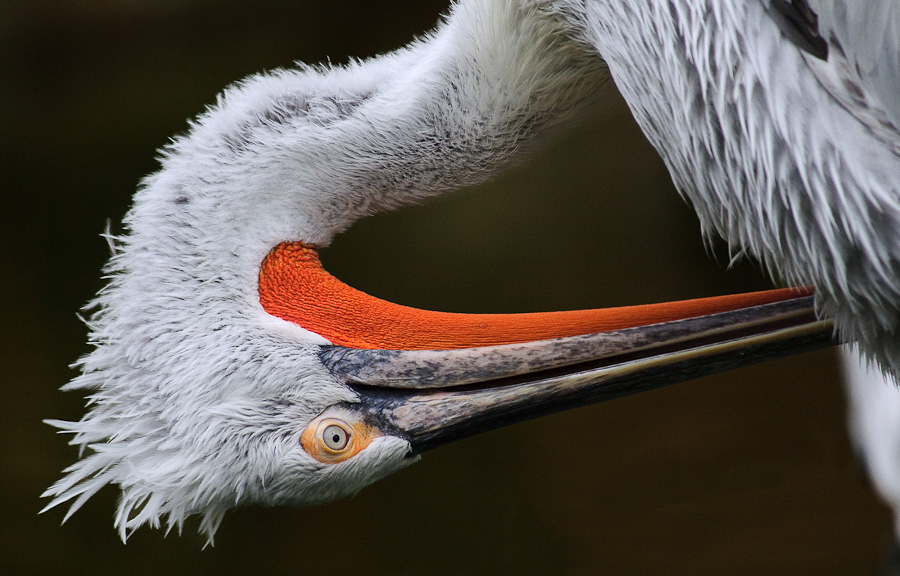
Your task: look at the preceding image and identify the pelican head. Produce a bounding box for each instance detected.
[43,0,833,542]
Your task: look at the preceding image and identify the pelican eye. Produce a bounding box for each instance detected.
[300,412,380,464]
[322,423,350,451]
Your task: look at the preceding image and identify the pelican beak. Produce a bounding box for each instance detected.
[260,244,834,455]
[318,293,835,455]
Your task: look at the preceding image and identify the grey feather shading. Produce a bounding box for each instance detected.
[769,0,828,60]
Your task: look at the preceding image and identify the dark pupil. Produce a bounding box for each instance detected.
[331,433,341,444]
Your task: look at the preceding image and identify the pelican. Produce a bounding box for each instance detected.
[43,0,897,543]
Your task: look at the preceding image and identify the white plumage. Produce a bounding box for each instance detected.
[44,0,610,540]
[44,0,900,543]
[580,0,900,537]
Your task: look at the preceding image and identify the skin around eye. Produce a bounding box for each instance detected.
[300,412,380,464]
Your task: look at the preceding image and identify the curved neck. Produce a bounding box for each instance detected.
[143,1,610,254]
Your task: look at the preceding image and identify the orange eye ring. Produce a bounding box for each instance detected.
[301,412,379,464]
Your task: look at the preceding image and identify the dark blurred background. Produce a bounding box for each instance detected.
[1,1,893,574]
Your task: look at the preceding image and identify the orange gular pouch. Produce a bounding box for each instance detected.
[258,241,809,351]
